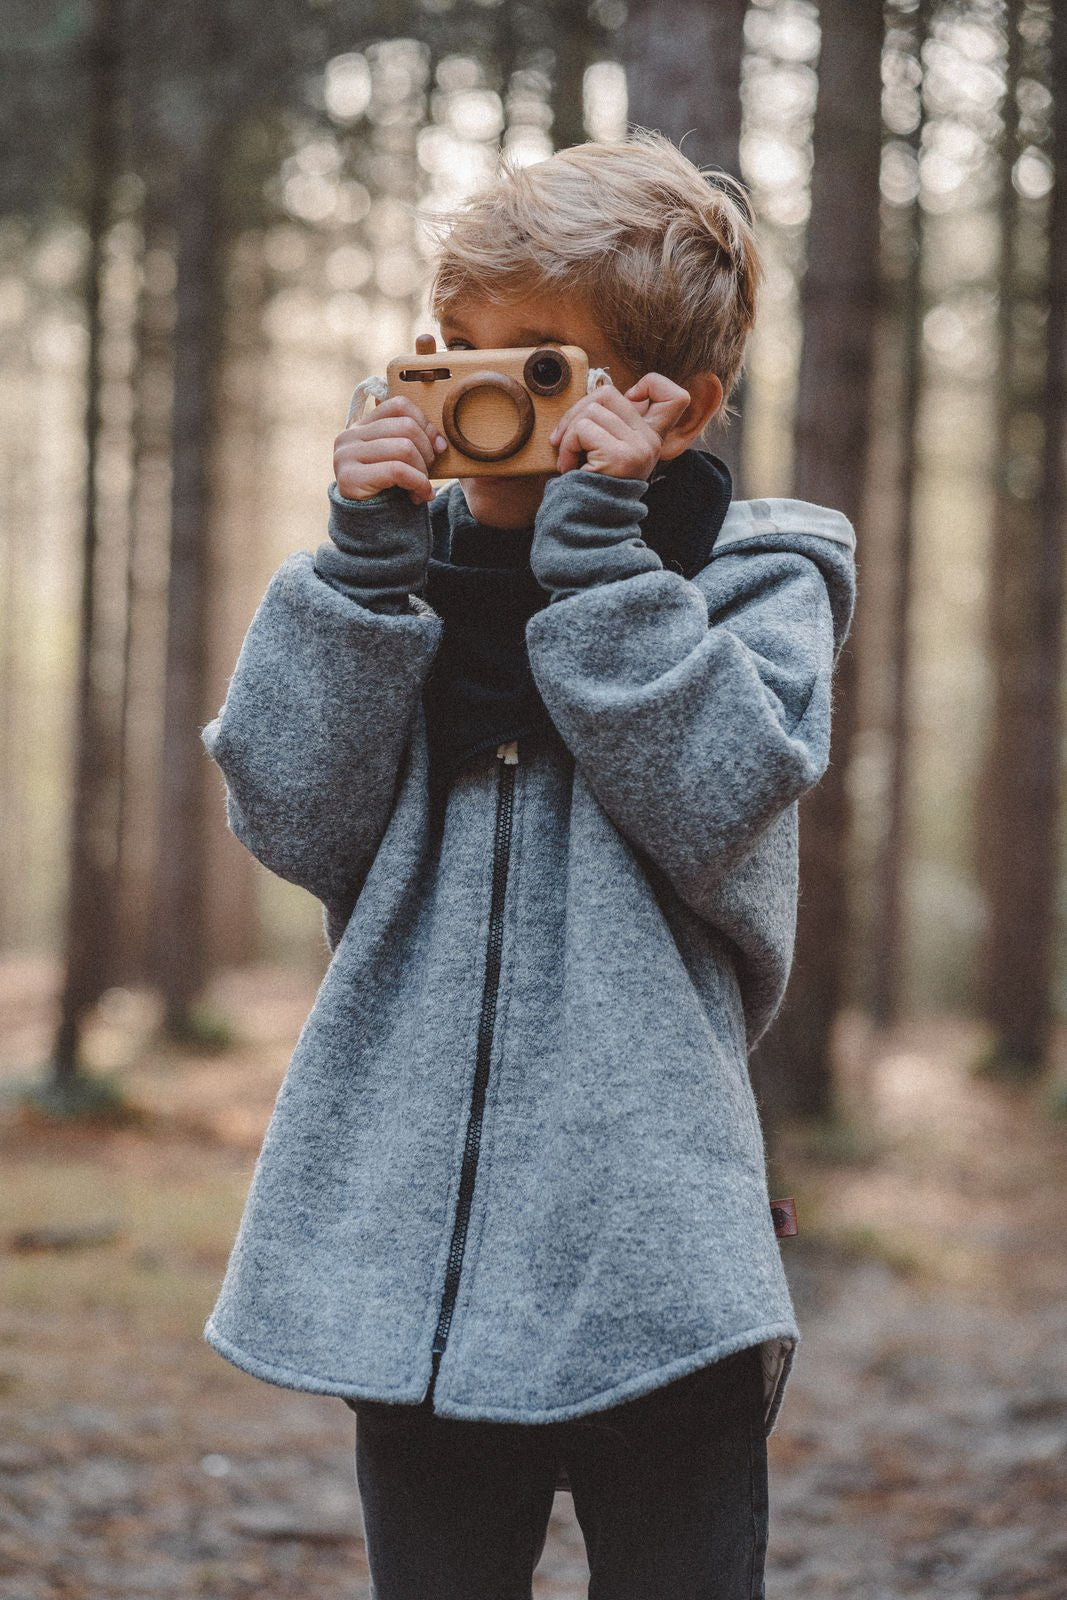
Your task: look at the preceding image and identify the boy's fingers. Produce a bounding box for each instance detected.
[368,394,431,427]
[556,412,638,474]
[345,395,445,452]
[388,464,434,502]
[550,378,639,427]
[549,384,655,448]
[558,405,637,459]
[547,395,588,446]
[350,416,439,468]
[372,461,433,501]
[624,373,691,438]
[641,395,691,439]
[555,398,659,470]
[554,435,584,475]
[624,372,689,405]
[582,385,651,424]
[555,413,595,471]
[549,390,614,446]
[562,418,645,476]
[335,460,432,502]
[341,436,432,473]
[586,402,643,439]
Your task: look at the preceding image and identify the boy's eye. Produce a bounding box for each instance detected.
[443,337,564,352]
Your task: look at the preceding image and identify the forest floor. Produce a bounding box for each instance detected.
[1,958,1066,1600]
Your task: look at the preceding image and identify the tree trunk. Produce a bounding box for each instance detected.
[114,186,177,981]
[979,0,1064,1071]
[496,1,519,151]
[154,116,225,1035]
[975,0,1022,940]
[870,0,930,1027]
[1030,0,1067,1055]
[622,0,749,488]
[623,0,746,177]
[205,229,269,969]
[549,1,595,151]
[52,0,122,1081]
[748,0,883,1124]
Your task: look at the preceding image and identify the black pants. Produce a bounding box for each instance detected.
[348,1343,768,1600]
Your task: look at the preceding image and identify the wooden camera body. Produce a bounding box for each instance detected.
[385,334,590,478]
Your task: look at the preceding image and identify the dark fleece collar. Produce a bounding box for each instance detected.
[421,449,732,794]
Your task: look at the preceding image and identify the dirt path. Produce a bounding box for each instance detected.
[1,961,1065,1598]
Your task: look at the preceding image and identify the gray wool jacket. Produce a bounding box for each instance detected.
[201,467,856,1438]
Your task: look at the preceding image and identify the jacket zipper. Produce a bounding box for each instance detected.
[427,737,519,1402]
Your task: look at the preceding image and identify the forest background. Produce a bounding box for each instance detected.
[1,0,1065,1128]
[4,2,1067,1595]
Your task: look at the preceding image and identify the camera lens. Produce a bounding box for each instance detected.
[441,372,535,461]
[524,348,570,397]
[531,355,562,388]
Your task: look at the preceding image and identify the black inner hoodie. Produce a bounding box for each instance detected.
[420,449,733,797]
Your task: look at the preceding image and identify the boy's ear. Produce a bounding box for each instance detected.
[657,372,724,460]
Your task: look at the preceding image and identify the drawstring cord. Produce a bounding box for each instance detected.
[345,374,390,427]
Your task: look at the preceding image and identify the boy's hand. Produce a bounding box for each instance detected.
[548,373,691,480]
[333,396,448,507]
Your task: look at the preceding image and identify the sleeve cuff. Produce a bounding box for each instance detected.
[315,481,432,613]
[530,470,662,602]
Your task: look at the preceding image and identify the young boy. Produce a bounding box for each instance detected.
[201,131,856,1598]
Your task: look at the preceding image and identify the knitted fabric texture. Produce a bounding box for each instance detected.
[202,468,856,1438]
[316,450,731,795]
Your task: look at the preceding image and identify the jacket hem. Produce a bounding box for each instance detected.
[204,1314,799,1438]
[760,1332,798,1437]
[433,1322,801,1432]
[202,1318,430,1404]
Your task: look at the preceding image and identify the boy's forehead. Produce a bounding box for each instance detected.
[439,292,600,347]
[446,317,565,344]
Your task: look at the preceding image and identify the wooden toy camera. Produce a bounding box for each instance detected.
[386,333,591,478]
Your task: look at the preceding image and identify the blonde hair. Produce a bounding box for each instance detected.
[427,128,762,406]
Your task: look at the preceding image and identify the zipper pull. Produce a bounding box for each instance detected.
[496,739,519,765]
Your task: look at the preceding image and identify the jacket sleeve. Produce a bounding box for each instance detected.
[202,484,442,930]
[524,473,856,922]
